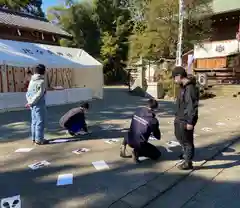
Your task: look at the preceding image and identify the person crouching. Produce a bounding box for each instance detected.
[59,102,90,136]
[120,99,162,163]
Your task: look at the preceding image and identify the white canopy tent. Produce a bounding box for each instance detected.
[0,39,103,99]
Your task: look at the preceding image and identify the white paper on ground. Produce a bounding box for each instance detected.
[57,174,73,186]
[201,127,212,132]
[166,141,180,147]
[1,195,21,208]
[72,148,90,154]
[49,139,69,144]
[101,125,113,130]
[104,139,119,144]
[168,121,174,124]
[216,122,226,126]
[194,134,199,137]
[92,160,109,170]
[28,160,50,170]
[15,148,33,153]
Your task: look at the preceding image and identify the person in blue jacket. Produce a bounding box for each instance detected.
[120,99,161,163]
[59,102,90,136]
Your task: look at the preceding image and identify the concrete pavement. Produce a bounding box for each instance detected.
[0,86,240,208]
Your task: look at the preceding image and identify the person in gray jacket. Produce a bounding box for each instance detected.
[26,64,47,145]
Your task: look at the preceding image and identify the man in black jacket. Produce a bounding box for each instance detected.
[172,66,199,170]
[120,99,161,163]
[59,102,89,136]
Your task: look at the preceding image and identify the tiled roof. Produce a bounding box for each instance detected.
[0,9,71,37]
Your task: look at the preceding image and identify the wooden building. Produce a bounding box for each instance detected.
[193,1,240,85]
[0,8,72,45]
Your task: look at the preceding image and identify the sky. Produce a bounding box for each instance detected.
[42,0,63,12]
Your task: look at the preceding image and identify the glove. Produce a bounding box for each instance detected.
[25,103,31,108]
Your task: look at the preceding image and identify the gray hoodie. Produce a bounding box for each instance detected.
[26,74,46,106]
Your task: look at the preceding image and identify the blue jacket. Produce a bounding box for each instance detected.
[126,107,161,148]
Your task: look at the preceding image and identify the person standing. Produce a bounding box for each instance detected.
[26,64,48,145]
[172,66,199,170]
[120,99,161,163]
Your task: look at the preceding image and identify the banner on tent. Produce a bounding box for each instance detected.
[0,65,73,93]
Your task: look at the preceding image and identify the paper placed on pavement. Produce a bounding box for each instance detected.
[92,160,109,170]
[201,127,212,132]
[166,140,180,147]
[49,139,69,144]
[15,148,34,153]
[57,174,73,186]
[216,122,226,126]
[138,156,149,161]
[104,139,119,144]
[101,124,113,130]
[72,148,90,154]
[1,195,21,208]
[28,160,50,170]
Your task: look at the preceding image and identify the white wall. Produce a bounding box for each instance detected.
[0,88,92,112]
[71,66,103,99]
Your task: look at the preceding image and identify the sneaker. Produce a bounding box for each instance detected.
[132,149,140,163]
[35,139,49,145]
[68,130,76,137]
[177,161,193,170]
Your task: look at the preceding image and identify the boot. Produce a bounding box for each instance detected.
[120,145,127,158]
[132,149,140,163]
[177,161,193,170]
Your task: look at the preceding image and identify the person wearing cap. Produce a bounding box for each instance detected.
[120,99,162,163]
[26,64,48,145]
[172,66,199,170]
[59,102,90,136]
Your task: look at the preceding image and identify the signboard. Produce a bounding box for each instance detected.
[194,39,239,59]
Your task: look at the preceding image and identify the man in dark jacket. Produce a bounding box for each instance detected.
[59,102,89,136]
[172,66,199,170]
[120,99,161,163]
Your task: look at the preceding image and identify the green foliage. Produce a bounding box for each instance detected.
[0,0,44,17]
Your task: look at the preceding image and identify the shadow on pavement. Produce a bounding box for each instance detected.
[0,136,239,208]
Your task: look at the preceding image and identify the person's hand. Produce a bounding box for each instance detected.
[25,103,31,108]
[186,124,193,130]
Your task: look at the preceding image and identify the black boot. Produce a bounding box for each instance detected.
[177,161,193,170]
[179,153,184,160]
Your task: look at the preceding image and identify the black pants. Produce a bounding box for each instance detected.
[174,122,195,162]
[122,138,161,160]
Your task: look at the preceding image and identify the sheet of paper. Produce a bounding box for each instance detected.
[92,160,109,170]
[57,174,73,186]
[166,141,180,147]
[1,195,21,208]
[28,160,50,170]
[216,122,226,126]
[104,139,119,144]
[101,125,113,130]
[201,127,212,132]
[49,139,69,144]
[72,148,90,155]
[15,148,33,153]
[168,121,174,124]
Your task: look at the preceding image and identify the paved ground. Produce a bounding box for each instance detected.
[146,140,240,208]
[0,86,240,208]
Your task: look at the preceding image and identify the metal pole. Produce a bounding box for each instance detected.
[176,0,184,66]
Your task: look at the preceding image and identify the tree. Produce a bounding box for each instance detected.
[0,0,45,17]
[128,0,213,62]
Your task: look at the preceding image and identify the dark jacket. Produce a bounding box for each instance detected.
[59,107,88,132]
[175,77,199,126]
[126,107,161,148]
